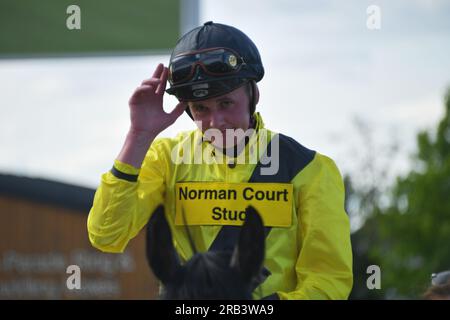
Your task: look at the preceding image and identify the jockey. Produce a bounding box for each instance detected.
[87,21,353,299]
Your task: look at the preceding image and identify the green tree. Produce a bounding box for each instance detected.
[368,89,450,298]
[342,117,400,299]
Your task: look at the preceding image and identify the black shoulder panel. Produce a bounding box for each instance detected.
[249,133,316,183]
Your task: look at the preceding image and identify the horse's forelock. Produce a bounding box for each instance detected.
[162,251,252,299]
[148,206,265,300]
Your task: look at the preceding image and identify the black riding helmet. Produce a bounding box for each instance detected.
[166,21,264,118]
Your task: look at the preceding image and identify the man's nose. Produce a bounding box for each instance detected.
[209,110,225,129]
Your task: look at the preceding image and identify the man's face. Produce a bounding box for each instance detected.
[188,84,251,149]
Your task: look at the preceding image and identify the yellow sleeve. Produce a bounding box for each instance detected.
[87,141,166,253]
[278,154,353,300]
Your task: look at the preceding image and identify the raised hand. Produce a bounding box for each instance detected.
[117,64,187,168]
[128,63,186,137]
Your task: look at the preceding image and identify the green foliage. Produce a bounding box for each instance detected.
[349,88,450,299]
[373,89,450,298]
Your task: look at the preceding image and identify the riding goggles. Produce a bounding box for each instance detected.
[168,47,246,85]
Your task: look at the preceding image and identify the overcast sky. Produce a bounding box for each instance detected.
[1,0,449,191]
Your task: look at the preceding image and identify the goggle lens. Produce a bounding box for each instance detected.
[169,48,244,85]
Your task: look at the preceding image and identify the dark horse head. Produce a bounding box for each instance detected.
[146,205,266,299]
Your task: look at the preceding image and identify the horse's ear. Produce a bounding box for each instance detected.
[230,205,265,282]
[146,205,180,285]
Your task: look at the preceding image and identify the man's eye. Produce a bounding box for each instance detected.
[194,105,207,113]
[220,101,233,108]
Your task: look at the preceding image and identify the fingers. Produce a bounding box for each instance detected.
[152,63,164,79]
[141,64,168,96]
[131,64,167,104]
[156,67,169,95]
[169,102,187,121]
[129,85,147,105]
[141,78,161,87]
[133,84,154,95]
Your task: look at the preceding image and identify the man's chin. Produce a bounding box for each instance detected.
[211,140,233,150]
